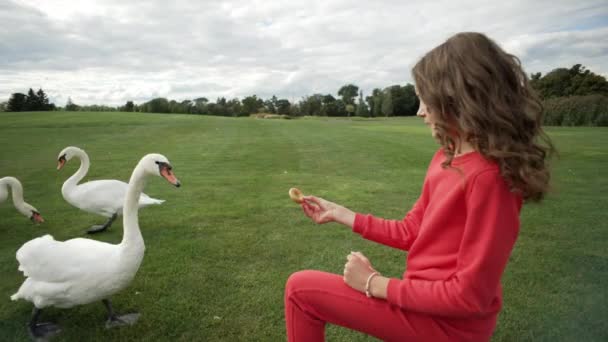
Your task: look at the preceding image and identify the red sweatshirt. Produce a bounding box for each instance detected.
[353,149,522,339]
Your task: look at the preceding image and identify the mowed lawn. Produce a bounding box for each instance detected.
[0,112,606,341]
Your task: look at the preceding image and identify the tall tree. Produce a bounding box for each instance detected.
[299,94,323,116]
[7,93,27,111]
[242,95,264,115]
[371,88,383,117]
[356,91,369,117]
[24,88,37,111]
[181,100,194,114]
[338,84,359,105]
[568,64,608,96]
[276,98,291,115]
[530,64,608,99]
[289,102,302,116]
[124,101,135,112]
[65,97,79,111]
[264,95,279,114]
[388,84,418,116]
[210,97,228,116]
[149,98,170,113]
[36,88,50,110]
[194,97,208,114]
[381,88,393,117]
[321,94,339,116]
[345,104,355,117]
[402,83,419,116]
[226,98,243,116]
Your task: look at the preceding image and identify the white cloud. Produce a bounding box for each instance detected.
[1,0,607,105]
[504,28,608,75]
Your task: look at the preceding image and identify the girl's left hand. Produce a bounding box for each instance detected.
[343,251,376,292]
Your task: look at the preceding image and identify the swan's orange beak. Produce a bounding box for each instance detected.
[161,168,181,187]
[31,212,44,223]
[57,156,66,170]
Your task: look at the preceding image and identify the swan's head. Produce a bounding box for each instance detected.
[19,202,44,223]
[141,154,181,187]
[57,146,83,170]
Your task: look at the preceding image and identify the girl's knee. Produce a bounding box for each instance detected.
[285,270,320,297]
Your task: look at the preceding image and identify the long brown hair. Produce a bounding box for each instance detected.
[412,32,555,202]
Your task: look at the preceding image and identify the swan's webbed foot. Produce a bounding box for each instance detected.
[29,322,62,341]
[28,308,61,341]
[87,224,109,234]
[87,213,117,234]
[102,299,139,329]
[105,313,140,329]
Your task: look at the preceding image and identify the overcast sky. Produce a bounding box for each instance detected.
[1,0,607,106]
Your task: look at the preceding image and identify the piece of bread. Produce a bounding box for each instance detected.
[289,188,304,203]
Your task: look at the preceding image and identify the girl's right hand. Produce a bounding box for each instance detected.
[301,195,356,227]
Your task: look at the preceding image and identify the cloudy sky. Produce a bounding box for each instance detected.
[1,0,607,106]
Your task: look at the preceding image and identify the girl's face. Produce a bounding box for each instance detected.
[416,95,438,138]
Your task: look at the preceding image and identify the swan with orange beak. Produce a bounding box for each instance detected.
[0,177,44,223]
[12,153,180,340]
[57,146,165,233]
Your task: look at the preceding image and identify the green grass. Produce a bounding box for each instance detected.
[0,112,606,341]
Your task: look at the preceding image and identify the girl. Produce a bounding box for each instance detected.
[284,32,554,341]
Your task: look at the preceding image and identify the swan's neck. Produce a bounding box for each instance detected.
[62,149,90,193]
[0,177,28,215]
[120,166,145,249]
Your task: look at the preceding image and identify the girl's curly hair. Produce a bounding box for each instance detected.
[413,32,555,202]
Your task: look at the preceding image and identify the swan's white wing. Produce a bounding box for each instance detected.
[69,180,163,215]
[69,180,128,216]
[16,235,119,283]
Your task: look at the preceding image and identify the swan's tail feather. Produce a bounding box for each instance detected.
[10,292,20,301]
[148,198,164,205]
[138,195,164,206]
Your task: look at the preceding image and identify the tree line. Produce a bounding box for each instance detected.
[96,83,419,118]
[3,88,56,112]
[2,64,607,126]
[530,64,608,126]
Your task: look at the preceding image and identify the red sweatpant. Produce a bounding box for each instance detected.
[284,270,450,342]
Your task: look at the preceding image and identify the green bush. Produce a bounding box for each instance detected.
[595,112,608,126]
[543,95,608,126]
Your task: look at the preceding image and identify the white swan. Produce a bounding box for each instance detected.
[0,177,44,223]
[11,153,180,339]
[57,146,164,233]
